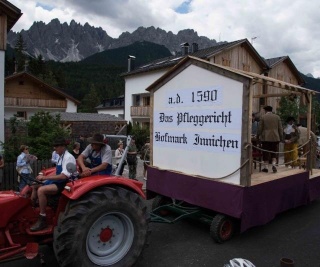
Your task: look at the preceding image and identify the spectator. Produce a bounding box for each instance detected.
[297,124,316,168]
[30,137,76,231]
[283,117,299,168]
[257,106,283,173]
[251,113,259,136]
[140,138,150,180]
[51,150,59,167]
[77,135,87,154]
[127,137,138,180]
[0,153,4,188]
[114,141,126,175]
[77,133,113,177]
[70,142,81,159]
[16,145,37,191]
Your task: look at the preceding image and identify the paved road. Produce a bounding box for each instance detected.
[2,198,320,267]
[2,159,320,266]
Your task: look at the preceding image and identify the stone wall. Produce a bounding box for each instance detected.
[4,119,127,141]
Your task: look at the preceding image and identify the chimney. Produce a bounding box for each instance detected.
[128,55,136,72]
[191,43,199,53]
[180,42,189,56]
[24,59,29,72]
[14,59,18,74]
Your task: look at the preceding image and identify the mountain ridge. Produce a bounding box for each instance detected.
[7,19,219,63]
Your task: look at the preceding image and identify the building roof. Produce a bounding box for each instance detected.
[265,56,304,85]
[5,71,81,105]
[146,56,317,96]
[95,96,124,110]
[122,39,268,77]
[51,112,126,122]
[0,0,22,31]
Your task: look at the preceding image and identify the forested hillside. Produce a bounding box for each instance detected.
[5,39,320,111]
[5,41,172,110]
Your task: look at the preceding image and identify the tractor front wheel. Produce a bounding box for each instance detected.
[53,186,149,267]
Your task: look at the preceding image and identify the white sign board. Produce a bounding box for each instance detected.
[153,65,244,184]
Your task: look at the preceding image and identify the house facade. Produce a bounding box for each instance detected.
[96,96,125,119]
[124,70,167,128]
[122,39,304,126]
[4,71,79,120]
[0,0,22,143]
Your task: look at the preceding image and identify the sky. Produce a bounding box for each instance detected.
[8,0,320,78]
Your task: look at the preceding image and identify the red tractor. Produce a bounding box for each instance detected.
[0,150,149,266]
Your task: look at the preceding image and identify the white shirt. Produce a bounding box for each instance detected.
[115,148,124,164]
[51,151,59,164]
[81,144,112,165]
[57,150,76,178]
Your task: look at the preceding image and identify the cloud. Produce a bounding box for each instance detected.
[8,0,320,77]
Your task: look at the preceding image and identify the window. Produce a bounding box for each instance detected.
[143,96,150,106]
[16,111,27,119]
[134,95,140,106]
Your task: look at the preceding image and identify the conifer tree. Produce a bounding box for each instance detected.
[79,84,101,113]
[14,33,27,72]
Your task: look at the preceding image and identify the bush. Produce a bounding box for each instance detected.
[1,112,71,162]
[127,123,150,152]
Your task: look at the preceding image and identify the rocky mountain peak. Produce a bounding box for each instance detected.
[7,20,219,62]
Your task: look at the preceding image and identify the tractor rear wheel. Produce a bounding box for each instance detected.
[53,186,149,267]
[210,214,234,243]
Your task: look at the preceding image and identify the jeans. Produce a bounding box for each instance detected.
[19,173,33,191]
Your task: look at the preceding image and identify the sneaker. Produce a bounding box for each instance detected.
[272,166,277,173]
[261,168,268,173]
[143,177,147,181]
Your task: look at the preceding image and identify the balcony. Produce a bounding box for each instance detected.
[130,106,151,117]
[4,97,67,108]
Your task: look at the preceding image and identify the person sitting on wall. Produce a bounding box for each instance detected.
[77,133,113,177]
[30,137,76,231]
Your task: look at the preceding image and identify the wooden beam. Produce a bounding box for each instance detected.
[0,14,8,50]
[253,92,299,98]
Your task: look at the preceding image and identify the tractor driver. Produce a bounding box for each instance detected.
[30,137,76,232]
[77,133,113,177]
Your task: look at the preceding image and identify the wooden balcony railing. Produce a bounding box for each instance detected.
[4,97,67,108]
[130,106,151,117]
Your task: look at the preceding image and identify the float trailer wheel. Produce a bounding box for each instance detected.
[210,214,234,243]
